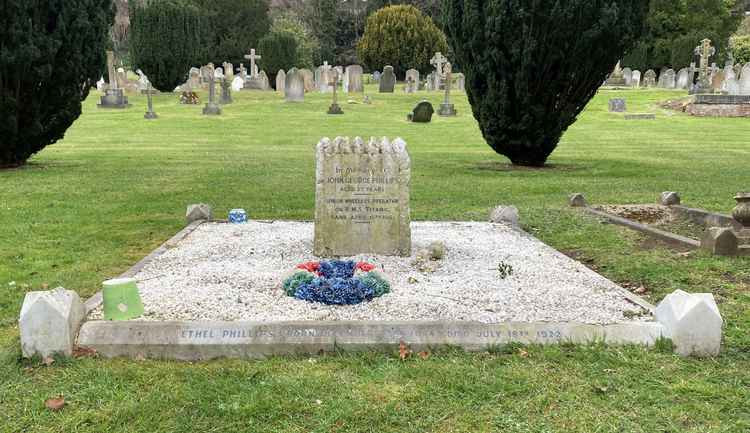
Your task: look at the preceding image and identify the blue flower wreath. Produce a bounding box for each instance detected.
[282,260,391,306]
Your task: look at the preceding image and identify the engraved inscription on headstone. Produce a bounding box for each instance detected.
[314,137,411,257]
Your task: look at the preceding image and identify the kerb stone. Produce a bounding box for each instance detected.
[20,288,85,358]
[654,290,723,357]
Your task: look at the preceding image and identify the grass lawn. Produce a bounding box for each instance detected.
[1,86,749,432]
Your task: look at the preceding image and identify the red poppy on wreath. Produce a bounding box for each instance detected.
[356,262,376,272]
[296,261,321,274]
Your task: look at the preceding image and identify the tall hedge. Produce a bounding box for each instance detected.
[443,0,649,166]
[357,5,448,77]
[258,31,299,88]
[195,0,271,67]
[0,0,114,167]
[129,1,207,91]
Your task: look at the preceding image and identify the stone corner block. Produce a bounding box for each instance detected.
[701,227,738,256]
[660,191,681,206]
[186,203,212,223]
[489,205,520,227]
[654,289,723,357]
[569,193,587,208]
[19,288,85,358]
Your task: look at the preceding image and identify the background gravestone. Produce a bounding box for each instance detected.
[407,101,434,122]
[345,65,364,93]
[276,69,286,92]
[379,66,396,93]
[300,69,315,92]
[314,137,411,257]
[631,70,641,87]
[285,68,304,102]
[609,98,626,112]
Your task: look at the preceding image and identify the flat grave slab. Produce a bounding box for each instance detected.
[87,221,649,324]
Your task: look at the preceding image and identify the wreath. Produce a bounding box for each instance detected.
[282,260,391,305]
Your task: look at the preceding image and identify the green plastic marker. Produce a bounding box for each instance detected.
[102,278,145,321]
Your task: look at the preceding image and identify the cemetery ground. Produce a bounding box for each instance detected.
[1,87,749,432]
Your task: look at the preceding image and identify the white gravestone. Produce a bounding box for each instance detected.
[654,290,723,357]
[314,137,411,257]
[19,288,85,358]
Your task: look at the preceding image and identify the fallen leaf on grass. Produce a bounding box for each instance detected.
[41,283,49,290]
[42,356,55,367]
[518,349,529,358]
[398,341,411,360]
[633,286,648,295]
[45,397,65,411]
[72,346,98,359]
[418,351,430,360]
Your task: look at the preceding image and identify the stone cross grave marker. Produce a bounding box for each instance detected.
[430,52,447,90]
[144,83,157,119]
[107,50,117,90]
[202,65,221,115]
[694,39,715,94]
[244,49,261,78]
[314,137,411,257]
[327,69,343,114]
[437,62,457,116]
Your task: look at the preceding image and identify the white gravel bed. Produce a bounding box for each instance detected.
[90,221,649,324]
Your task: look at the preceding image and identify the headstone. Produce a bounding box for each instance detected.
[299,69,315,92]
[405,69,420,90]
[724,78,740,95]
[631,70,641,88]
[623,67,633,86]
[741,64,750,95]
[239,63,247,80]
[663,68,676,89]
[489,205,520,227]
[701,227,739,256]
[327,69,343,115]
[317,62,332,92]
[202,65,221,115]
[643,70,657,87]
[437,62,457,116]
[345,65,364,93]
[605,61,627,86]
[379,66,396,93]
[608,98,626,112]
[676,68,690,90]
[654,289,723,357]
[694,39,716,94]
[116,67,128,90]
[285,68,305,102]
[19,288,85,358]
[231,76,244,92]
[136,69,152,94]
[144,83,158,119]
[220,75,233,104]
[98,51,130,108]
[373,71,381,82]
[454,73,465,91]
[430,52,448,90]
[407,100,434,122]
[314,137,411,257]
[243,49,269,90]
[724,63,736,81]
[660,191,681,206]
[276,69,286,92]
[711,71,725,92]
[404,76,417,94]
[186,203,212,223]
[244,48,261,78]
[222,62,234,78]
[188,67,201,90]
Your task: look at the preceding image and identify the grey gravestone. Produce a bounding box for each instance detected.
[605,61,627,86]
[608,98,626,112]
[345,65,364,93]
[98,51,130,109]
[643,70,657,87]
[285,68,305,102]
[314,136,411,257]
[20,288,85,358]
[694,39,716,94]
[631,70,641,88]
[276,69,286,92]
[437,63,457,116]
[243,49,267,90]
[430,52,447,90]
[188,67,201,90]
[220,76,233,104]
[300,69,315,92]
[186,203,212,223]
[676,68,690,90]
[663,69,676,89]
[379,66,396,93]
[373,71,381,83]
[660,191,681,206]
[144,83,158,119]
[740,64,750,95]
[724,78,740,95]
[702,227,739,256]
[317,62,332,93]
[711,71,725,92]
[327,69,343,115]
[404,69,419,93]
[454,73,465,91]
[407,100,434,122]
[623,67,633,86]
[202,66,222,115]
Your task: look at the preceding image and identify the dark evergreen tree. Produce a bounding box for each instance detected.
[258,31,299,88]
[0,0,114,167]
[195,0,271,67]
[129,0,208,91]
[443,0,649,166]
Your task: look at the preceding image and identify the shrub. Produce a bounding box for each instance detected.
[357,5,448,77]
[731,35,750,65]
[258,31,299,87]
[195,0,271,67]
[130,0,208,91]
[0,0,114,167]
[271,12,321,69]
[443,0,649,166]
